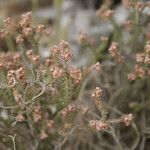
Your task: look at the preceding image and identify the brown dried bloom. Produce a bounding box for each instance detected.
[33,106,42,123]
[15,67,25,80]
[40,130,48,140]
[109,42,118,57]
[60,104,76,118]
[91,87,104,111]
[0,52,21,70]
[92,87,103,98]
[79,32,88,44]
[68,67,82,84]
[61,48,72,62]
[21,12,32,19]
[13,90,22,104]
[50,45,60,57]
[36,24,45,33]
[109,42,124,63]
[91,62,102,72]
[7,70,16,86]
[129,42,150,80]
[89,120,108,131]
[3,17,13,26]
[135,65,145,78]
[45,58,54,66]
[46,120,54,129]
[32,55,40,65]
[144,55,150,64]
[136,53,145,63]
[16,35,24,44]
[59,40,72,61]
[78,32,95,46]
[121,114,133,126]
[127,72,136,81]
[22,27,32,37]
[51,66,64,79]
[19,12,32,28]
[26,49,33,59]
[79,105,89,114]
[26,50,40,65]
[60,40,70,49]
[96,6,114,20]
[16,114,25,122]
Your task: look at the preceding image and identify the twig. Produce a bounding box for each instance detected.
[9,134,17,150]
[26,83,46,105]
[0,105,19,109]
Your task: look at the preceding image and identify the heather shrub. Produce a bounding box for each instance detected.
[0,0,150,150]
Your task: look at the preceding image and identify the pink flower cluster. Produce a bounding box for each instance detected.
[60,104,88,118]
[60,104,76,117]
[68,67,82,84]
[109,42,124,63]
[89,120,108,131]
[51,66,64,79]
[121,114,133,126]
[7,67,25,86]
[33,106,42,123]
[128,41,150,80]
[50,40,72,62]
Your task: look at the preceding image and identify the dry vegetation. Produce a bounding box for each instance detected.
[0,0,150,150]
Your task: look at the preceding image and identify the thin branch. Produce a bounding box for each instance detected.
[9,134,17,150]
[25,83,46,105]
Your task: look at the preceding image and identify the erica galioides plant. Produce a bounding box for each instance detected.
[1,0,150,148]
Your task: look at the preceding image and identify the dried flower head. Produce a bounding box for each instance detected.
[19,12,32,28]
[36,24,45,33]
[109,42,124,63]
[60,104,76,118]
[136,53,145,63]
[135,65,145,78]
[16,114,25,122]
[51,66,64,79]
[40,130,48,140]
[22,27,32,37]
[91,62,102,72]
[89,120,108,131]
[33,106,42,123]
[127,72,136,81]
[16,35,24,44]
[68,67,82,84]
[121,114,133,126]
[46,120,54,129]
[92,87,103,98]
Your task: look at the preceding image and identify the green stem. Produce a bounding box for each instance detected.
[32,0,38,14]
[6,35,15,51]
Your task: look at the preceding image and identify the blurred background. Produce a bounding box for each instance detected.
[0,0,149,66]
[0,0,128,66]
